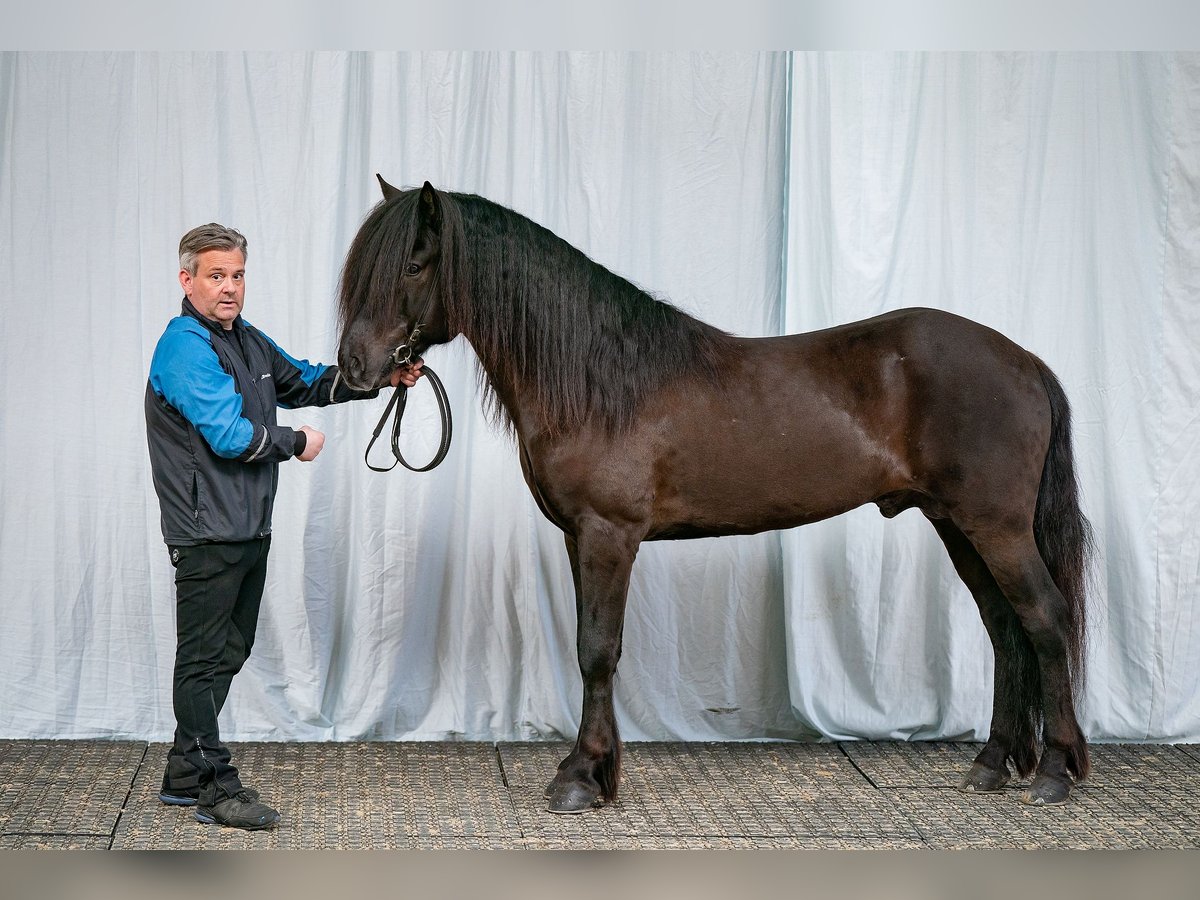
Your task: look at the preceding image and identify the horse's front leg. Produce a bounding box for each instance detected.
[544,521,637,814]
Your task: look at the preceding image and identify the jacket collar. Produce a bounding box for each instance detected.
[181,295,244,336]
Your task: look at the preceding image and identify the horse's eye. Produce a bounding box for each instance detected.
[405,263,421,276]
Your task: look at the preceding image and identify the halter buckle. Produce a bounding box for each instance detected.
[389,325,422,367]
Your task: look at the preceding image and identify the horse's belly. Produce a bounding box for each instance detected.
[645,426,899,539]
[645,503,860,540]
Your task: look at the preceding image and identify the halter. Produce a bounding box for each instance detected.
[363,278,453,473]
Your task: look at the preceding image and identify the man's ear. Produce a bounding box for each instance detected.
[376,173,401,201]
[179,268,192,297]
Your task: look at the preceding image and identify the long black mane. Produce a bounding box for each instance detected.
[338,187,735,436]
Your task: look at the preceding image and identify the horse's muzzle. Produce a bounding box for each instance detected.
[338,351,387,391]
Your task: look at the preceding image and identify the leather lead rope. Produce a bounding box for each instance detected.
[364,365,453,472]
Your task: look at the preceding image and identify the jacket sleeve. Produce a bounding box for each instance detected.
[148,325,300,462]
[253,326,381,408]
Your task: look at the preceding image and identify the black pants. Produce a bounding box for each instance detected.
[162,537,270,803]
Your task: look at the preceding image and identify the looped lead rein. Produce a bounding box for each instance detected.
[364,365,453,472]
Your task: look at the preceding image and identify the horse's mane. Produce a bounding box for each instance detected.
[339,187,735,437]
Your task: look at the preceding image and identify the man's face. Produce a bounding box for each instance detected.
[180,248,246,330]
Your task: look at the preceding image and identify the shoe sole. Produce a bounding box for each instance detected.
[194,809,281,830]
[161,790,260,807]
[159,792,198,807]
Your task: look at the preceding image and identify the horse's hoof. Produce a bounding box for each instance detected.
[957,761,1010,794]
[1019,774,1073,806]
[546,783,603,814]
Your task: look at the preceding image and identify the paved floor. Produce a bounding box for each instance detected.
[1,739,1198,849]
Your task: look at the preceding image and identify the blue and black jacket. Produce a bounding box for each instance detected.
[145,297,377,545]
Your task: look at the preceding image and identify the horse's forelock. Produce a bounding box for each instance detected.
[338,191,424,331]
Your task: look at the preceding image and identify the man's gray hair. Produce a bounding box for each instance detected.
[178,223,248,276]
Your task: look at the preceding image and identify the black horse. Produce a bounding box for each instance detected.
[336,178,1094,812]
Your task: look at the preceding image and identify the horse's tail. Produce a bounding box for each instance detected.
[1031,355,1095,778]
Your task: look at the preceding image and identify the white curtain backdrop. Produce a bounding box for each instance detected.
[0,52,1196,745]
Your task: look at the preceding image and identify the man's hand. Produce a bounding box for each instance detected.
[297,425,325,461]
[390,359,425,388]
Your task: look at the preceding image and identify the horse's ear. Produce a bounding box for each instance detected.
[419,181,441,233]
[376,173,401,201]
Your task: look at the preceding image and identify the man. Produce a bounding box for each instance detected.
[145,223,420,830]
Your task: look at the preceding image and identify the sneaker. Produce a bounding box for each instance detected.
[160,786,260,807]
[194,791,280,830]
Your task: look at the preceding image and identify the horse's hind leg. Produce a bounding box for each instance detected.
[931,519,1039,793]
[964,526,1088,805]
[544,521,637,814]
